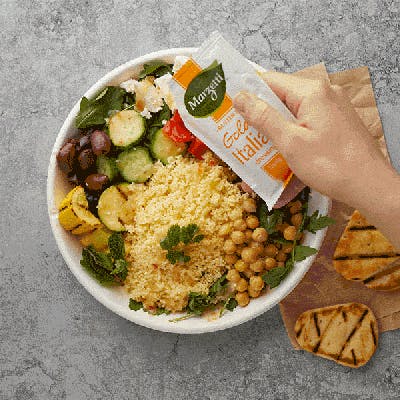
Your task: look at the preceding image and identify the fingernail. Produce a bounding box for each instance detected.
[233,91,251,113]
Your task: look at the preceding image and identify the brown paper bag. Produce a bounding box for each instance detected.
[279,66,400,348]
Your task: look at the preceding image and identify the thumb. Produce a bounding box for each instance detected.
[233,91,300,149]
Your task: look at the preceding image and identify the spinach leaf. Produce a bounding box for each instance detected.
[305,210,335,234]
[146,102,172,139]
[138,61,173,80]
[75,86,125,129]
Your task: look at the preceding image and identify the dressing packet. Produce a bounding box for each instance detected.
[168,31,295,210]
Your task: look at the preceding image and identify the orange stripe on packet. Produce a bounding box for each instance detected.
[262,153,292,182]
[212,94,233,122]
[172,59,202,89]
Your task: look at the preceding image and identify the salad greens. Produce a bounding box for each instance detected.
[262,192,335,288]
[75,86,126,129]
[138,61,173,80]
[80,232,128,285]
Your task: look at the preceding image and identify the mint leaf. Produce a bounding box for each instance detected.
[80,246,118,286]
[258,203,283,234]
[293,245,318,262]
[305,211,335,234]
[76,86,125,129]
[108,232,125,260]
[138,61,173,80]
[112,259,128,280]
[129,299,143,311]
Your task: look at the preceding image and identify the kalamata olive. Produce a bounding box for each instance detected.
[90,130,111,156]
[77,149,95,170]
[67,173,80,185]
[85,192,100,216]
[57,141,76,174]
[84,173,109,191]
[77,134,91,152]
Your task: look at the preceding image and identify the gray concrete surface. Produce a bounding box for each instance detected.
[1,0,400,399]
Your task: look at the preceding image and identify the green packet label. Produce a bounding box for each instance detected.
[184,61,226,118]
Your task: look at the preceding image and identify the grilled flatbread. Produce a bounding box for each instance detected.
[333,210,400,290]
[295,303,378,368]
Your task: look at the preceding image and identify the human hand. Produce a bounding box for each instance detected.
[233,72,400,248]
[234,72,387,204]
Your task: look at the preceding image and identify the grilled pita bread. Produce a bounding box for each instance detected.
[333,210,400,290]
[295,303,378,368]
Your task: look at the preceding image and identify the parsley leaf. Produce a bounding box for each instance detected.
[305,210,335,234]
[258,203,284,234]
[293,245,318,261]
[166,249,190,264]
[160,224,204,264]
[153,307,170,315]
[160,224,181,250]
[186,292,211,316]
[75,86,125,129]
[225,297,238,312]
[138,61,173,80]
[129,299,143,311]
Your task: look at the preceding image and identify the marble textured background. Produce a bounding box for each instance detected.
[1,0,400,399]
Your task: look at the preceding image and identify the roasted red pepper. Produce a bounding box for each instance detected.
[188,137,208,159]
[162,110,193,143]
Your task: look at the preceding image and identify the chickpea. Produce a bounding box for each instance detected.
[289,200,302,215]
[249,259,265,273]
[226,269,241,283]
[236,291,250,307]
[244,229,253,242]
[235,244,245,256]
[236,278,248,292]
[291,213,303,227]
[277,223,290,233]
[241,247,259,264]
[219,223,232,237]
[231,230,246,245]
[283,225,297,241]
[248,287,261,298]
[264,244,278,257]
[281,243,294,254]
[234,259,248,272]
[251,227,268,243]
[249,241,264,255]
[224,254,238,265]
[246,215,259,229]
[223,239,237,254]
[249,276,264,292]
[233,219,247,231]
[243,197,257,213]
[276,251,288,262]
[243,268,255,278]
[277,261,285,267]
[265,257,277,270]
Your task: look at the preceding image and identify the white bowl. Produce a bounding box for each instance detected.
[47,48,331,334]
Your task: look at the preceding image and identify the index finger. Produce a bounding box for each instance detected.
[260,71,322,116]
